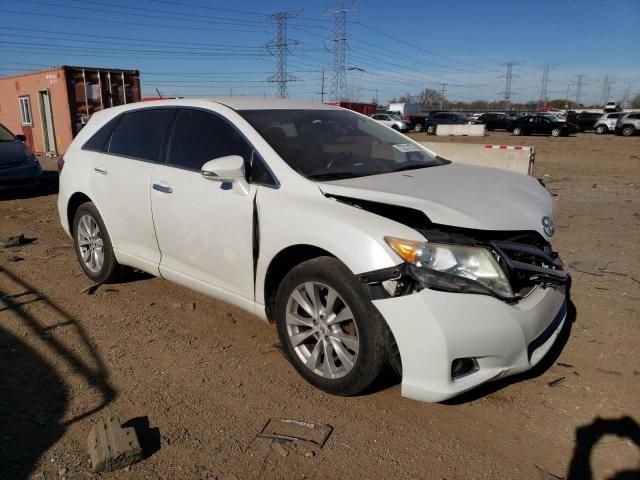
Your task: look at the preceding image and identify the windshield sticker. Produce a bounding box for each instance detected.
[393,143,422,153]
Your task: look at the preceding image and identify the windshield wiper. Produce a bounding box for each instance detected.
[307,172,360,181]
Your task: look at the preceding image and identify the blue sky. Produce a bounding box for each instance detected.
[1,0,638,104]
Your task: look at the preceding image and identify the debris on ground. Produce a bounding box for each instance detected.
[257,418,333,448]
[7,255,24,262]
[80,283,102,295]
[597,368,622,376]
[556,362,574,369]
[0,233,27,247]
[548,377,565,388]
[87,414,142,473]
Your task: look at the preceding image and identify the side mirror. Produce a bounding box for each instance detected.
[201,155,245,182]
[16,134,27,142]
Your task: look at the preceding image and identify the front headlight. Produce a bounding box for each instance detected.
[385,237,514,299]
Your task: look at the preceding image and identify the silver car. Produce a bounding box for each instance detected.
[615,112,640,136]
[0,122,42,189]
[594,112,625,134]
[370,113,410,132]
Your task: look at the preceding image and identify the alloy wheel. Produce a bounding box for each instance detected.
[285,281,359,380]
[77,214,104,273]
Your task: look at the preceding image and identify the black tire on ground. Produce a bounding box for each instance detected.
[595,125,607,134]
[551,127,562,137]
[274,256,387,396]
[414,123,424,133]
[391,124,399,130]
[73,202,126,284]
[622,125,636,137]
[426,125,436,135]
[513,127,523,136]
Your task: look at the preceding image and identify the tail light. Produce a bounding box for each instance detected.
[57,154,65,172]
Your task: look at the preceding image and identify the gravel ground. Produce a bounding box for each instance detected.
[0,131,638,479]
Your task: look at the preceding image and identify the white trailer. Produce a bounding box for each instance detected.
[387,103,421,117]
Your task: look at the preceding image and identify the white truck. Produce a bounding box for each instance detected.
[387,103,421,118]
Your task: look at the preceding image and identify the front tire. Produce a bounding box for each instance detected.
[426,125,436,135]
[513,126,523,136]
[73,202,125,283]
[551,127,562,137]
[274,257,386,396]
[622,125,636,136]
[595,125,607,134]
[414,123,424,133]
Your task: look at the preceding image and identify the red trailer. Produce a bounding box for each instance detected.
[325,101,377,116]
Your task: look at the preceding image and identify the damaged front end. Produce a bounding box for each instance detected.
[328,195,569,303]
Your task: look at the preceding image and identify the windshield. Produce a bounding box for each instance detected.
[0,123,16,142]
[239,109,446,181]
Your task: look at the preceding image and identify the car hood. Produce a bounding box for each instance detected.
[318,163,554,239]
[0,141,27,166]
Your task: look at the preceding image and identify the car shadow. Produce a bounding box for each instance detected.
[0,170,59,201]
[0,264,117,479]
[567,416,640,480]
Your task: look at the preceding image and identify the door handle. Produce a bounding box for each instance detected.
[152,183,172,194]
[94,166,108,175]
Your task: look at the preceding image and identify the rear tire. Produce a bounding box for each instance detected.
[622,125,636,137]
[73,202,126,284]
[274,257,387,396]
[426,125,436,135]
[595,125,607,134]
[414,123,424,133]
[513,127,523,136]
[551,127,562,137]
[391,124,399,131]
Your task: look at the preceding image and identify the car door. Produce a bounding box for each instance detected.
[607,113,620,129]
[150,107,257,301]
[90,108,175,274]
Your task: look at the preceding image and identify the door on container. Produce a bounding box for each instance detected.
[17,95,35,151]
[90,108,175,274]
[37,90,57,154]
[150,107,256,300]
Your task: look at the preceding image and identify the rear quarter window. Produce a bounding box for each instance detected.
[108,109,174,162]
[82,115,121,152]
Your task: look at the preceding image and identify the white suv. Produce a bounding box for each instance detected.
[58,98,568,402]
[594,112,625,134]
[369,113,410,132]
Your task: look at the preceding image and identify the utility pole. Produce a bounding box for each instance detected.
[500,62,519,111]
[565,83,572,111]
[600,75,609,105]
[265,10,301,99]
[538,66,550,110]
[328,5,355,101]
[575,74,585,105]
[440,83,447,110]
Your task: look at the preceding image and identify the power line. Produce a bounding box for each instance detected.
[265,10,301,99]
[575,74,585,105]
[538,65,550,110]
[440,84,447,110]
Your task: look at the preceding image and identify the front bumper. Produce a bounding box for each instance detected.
[0,161,42,189]
[373,285,567,402]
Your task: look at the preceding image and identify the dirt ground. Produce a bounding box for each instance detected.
[1,131,639,480]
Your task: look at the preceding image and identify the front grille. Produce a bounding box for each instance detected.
[490,239,568,293]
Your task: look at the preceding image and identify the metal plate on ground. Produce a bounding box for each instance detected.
[257,418,333,448]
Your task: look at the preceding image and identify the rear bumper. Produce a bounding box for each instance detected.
[0,161,42,189]
[373,285,567,402]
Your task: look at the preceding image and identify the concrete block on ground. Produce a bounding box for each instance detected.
[420,142,535,176]
[87,414,142,473]
[435,124,486,136]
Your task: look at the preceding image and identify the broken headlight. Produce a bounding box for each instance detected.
[384,237,514,299]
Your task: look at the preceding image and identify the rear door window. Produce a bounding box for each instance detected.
[108,109,174,162]
[167,109,252,171]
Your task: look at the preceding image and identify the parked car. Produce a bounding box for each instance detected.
[58,98,568,403]
[565,111,602,132]
[511,115,578,137]
[594,112,625,134]
[477,113,513,131]
[604,101,621,113]
[369,113,410,132]
[410,112,478,134]
[615,112,640,136]
[0,122,42,189]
